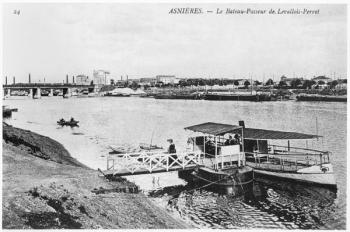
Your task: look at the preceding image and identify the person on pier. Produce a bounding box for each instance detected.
[167,139,177,165]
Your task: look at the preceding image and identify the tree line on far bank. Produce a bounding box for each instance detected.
[114,78,346,90]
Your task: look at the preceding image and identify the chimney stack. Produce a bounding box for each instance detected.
[29,73,31,83]
[73,76,75,84]
[5,76,7,85]
[13,76,15,84]
[238,120,245,128]
[66,75,68,84]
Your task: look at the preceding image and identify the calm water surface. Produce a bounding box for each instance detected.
[4,97,346,229]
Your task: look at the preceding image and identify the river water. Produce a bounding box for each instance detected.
[3,96,346,229]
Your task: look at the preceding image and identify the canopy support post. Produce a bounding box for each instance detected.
[203,136,206,164]
[215,136,218,170]
[203,136,205,154]
[241,127,245,166]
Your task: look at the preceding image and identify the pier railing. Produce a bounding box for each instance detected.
[107,151,204,175]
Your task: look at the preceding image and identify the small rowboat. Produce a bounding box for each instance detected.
[57,119,79,127]
[139,143,163,151]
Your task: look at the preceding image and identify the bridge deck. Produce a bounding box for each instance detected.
[103,163,201,176]
[4,84,94,89]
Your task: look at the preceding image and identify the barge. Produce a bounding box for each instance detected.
[204,93,272,101]
[296,94,347,102]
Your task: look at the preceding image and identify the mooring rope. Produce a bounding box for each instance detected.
[168,174,234,202]
[168,171,254,202]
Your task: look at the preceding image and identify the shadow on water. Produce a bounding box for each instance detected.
[148,177,337,229]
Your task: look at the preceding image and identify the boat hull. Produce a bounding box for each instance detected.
[253,166,336,189]
[105,93,131,97]
[57,121,79,127]
[154,94,197,100]
[204,94,272,101]
[179,166,254,195]
[296,95,347,102]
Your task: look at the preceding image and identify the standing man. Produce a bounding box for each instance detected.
[167,139,177,165]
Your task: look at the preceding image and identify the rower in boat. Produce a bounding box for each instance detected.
[57,117,79,127]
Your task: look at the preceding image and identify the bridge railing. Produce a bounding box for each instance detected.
[3,83,95,88]
[107,150,204,175]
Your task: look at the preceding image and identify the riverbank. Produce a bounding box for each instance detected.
[2,123,189,229]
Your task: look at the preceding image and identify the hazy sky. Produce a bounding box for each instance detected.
[3,3,347,83]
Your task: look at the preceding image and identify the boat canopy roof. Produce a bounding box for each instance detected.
[244,128,321,140]
[184,122,242,136]
[185,122,321,140]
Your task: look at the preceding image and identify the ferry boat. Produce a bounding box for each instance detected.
[104,122,253,195]
[179,122,254,195]
[240,122,337,189]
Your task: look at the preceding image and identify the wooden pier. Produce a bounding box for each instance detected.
[104,151,205,176]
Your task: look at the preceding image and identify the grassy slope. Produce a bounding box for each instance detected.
[2,125,188,229]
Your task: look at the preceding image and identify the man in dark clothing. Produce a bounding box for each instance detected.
[167,139,177,165]
[225,135,233,145]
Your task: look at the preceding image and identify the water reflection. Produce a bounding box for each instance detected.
[148,177,337,229]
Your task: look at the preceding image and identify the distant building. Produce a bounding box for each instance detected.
[232,79,250,88]
[310,76,332,89]
[156,75,177,85]
[127,78,141,84]
[115,80,128,87]
[280,75,288,81]
[76,75,90,85]
[335,79,347,90]
[280,76,304,87]
[93,70,110,86]
[140,77,157,86]
[312,76,332,84]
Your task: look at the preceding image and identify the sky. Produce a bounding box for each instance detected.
[2,3,347,83]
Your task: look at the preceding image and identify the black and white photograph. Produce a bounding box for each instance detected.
[2,1,347,230]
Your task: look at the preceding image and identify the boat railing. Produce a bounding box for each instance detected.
[245,150,329,172]
[198,152,245,169]
[269,144,329,157]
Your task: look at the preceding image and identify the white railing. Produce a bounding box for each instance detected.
[107,151,204,175]
[269,144,329,157]
[245,149,331,172]
[215,152,246,168]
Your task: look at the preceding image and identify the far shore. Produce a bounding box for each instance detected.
[2,123,190,229]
